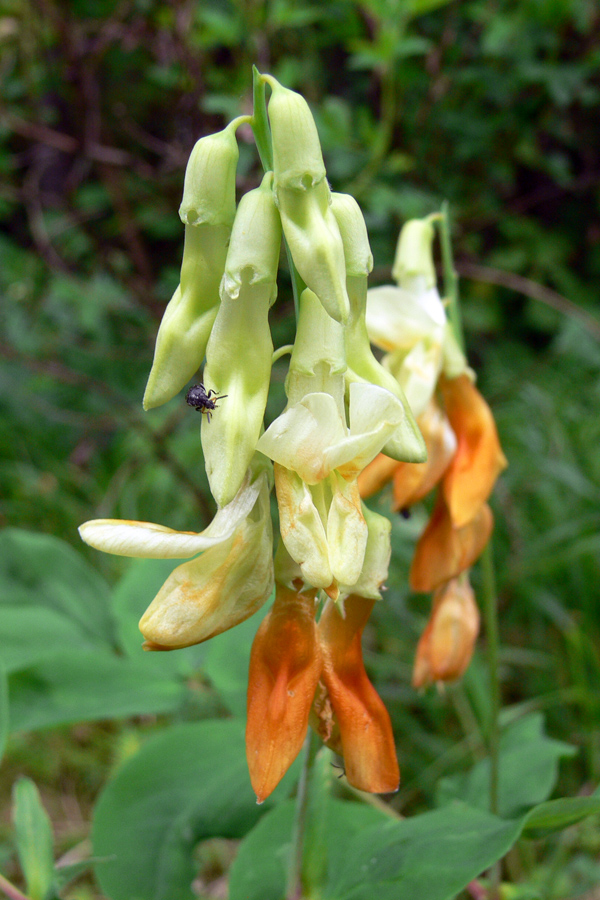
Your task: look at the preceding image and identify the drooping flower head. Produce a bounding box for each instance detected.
[80,73,419,803]
[359,215,507,687]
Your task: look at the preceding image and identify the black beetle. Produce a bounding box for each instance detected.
[185,383,228,422]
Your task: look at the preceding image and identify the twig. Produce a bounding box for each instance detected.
[456,260,600,342]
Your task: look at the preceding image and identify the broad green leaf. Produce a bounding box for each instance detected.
[0,655,8,764]
[0,529,114,645]
[0,606,99,673]
[12,777,55,900]
[522,794,600,837]
[436,713,575,818]
[229,798,388,900]
[92,720,264,900]
[8,649,185,732]
[325,802,524,900]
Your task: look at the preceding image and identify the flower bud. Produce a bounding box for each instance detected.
[179,118,244,227]
[285,288,346,409]
[391,218,436,289]
[201,174,281,507]
[330,192,373,277]
[412,577,480,688]
[316,596,399,794]
[276,179,350,324]
[410,493,493,593]
[264,76,326,190]
[139,473,274,649]
[246,584,322,803]
[143,223,228,409]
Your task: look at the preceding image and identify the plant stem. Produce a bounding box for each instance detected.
[0,875,31,900]
[481,539,502,900]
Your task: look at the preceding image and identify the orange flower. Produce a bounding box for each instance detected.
[440,374,507,528]
[410,493,493,593]
[412,577,480,688]
[314,595,400,794]
[246,584,322,804]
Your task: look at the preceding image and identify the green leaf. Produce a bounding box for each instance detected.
[92,720,265,900]
[0,606,99,673]
[0,529,114,646]
[324,802,524,900]
[229,798,387,900]
[0,655,8,765]
[12,777,55,900]
[437,713,575,818]
[8,649,186,731]
[522,795,600,837]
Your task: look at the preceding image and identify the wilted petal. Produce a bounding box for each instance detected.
[412,577,480,688]
[391,400,457,511]
[79,470,263,558]
[139,478,274,648]
[441,374,508,528]
[410,493,493,593]
[317,596,399,794]
[365,284,446,354]
[246,585,322,803]
[274,464,332,589]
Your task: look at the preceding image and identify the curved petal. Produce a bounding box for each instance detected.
[257,393,347,483]
[365,284,446,353]
[79,471,264,558]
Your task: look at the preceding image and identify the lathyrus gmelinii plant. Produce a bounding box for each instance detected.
[79,72,504,804]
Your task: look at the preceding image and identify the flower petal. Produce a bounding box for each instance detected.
[79,470,263,558]
[391,400,457,511]
[365,284,446,353]
[246,585,322,803]
[316,596,399,793]
[327,476,368,587]
[441,374,508,528]
[274,464,332,588]
[410,493,493,593]
[412,576,480,688]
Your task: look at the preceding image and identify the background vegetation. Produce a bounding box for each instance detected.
[1,0,599,897]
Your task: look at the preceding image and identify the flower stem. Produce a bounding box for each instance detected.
[286,731,328,900]
[438,200,465,354]
[481,539,502,900]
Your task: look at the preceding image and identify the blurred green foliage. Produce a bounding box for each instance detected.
[1,0,600,897]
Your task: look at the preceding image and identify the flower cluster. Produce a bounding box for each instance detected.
[80,75,427,802]
[358,217,507,688]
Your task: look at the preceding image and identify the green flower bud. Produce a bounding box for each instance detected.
[201,174,281,507]
[391,218,436,289]
[179,117,246,227]
[276,178,350,325]
[143,223,229,410]
[263,76,326,190]
[330,192,373,277]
